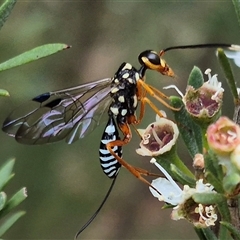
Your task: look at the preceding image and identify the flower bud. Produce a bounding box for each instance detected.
[207,116,240,156]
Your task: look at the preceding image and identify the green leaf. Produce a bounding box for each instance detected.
[232,0,240,28]
[223,173,240,194]
[204,171,224,194]
[0,0,16,31]
[155,145,194,179]
[0,159,15,191]
[201,228,218,240]
[193,192,225,205]
[218,224,232,240]
[0,192,7,211]
[221,221,240,240]
[194,227,208,240]
[170,96,203,157]
[188,66,204,89]
[0,89,9,97]
[0,188,27,219]
[170,164,195,187]
[217,48,238,100]
[0,211,25,237]
[0,43,71,72]
[204,151,224,193]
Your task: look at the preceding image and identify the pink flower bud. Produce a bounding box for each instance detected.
[207,116,240,156]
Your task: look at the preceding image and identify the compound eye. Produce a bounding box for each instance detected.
[138,50,160,68]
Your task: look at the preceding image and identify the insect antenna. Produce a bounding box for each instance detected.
[74,176,118,239]
[160,43,234,55]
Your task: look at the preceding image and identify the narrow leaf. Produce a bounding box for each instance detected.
[0,188,27,218]
[232,0,240,28]
[0,159,15,191]
[0,43,71,72]
[0,211,25,237]
[170,164,195,187]
[0,192,7,211]
[0,0,16,31]
[217,48,238,100]
[193,192,225,205]
[194,227,208,240]
[0,89,9,97]
[201,228,218,240]
[170,96,203,157]
[221,221,240,240]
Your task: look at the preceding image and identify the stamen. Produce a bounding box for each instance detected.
[163,85,184,98]
[151,124,163,147]
[204,68,212,80]
[150,158,182,194]
[142,133,151,144]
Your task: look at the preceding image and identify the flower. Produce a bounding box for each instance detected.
[207,116,240,156]
[183,68,224,122]
[136,115,179,156]
[149,158,217,227]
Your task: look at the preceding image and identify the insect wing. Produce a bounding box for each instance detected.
[2,78,113,144]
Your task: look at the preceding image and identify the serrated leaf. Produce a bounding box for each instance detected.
[0,188,27,218]
[170,96,203,157]
[0,159,15,191]
[0,0,16,31]
[0,211,25,237]
[188,66,204,89]
[0,43,71,72]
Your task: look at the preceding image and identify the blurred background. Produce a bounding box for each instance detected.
[0,1,239,239]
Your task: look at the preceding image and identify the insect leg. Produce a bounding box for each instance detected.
[106,122,162,194]
[138,79,180,111]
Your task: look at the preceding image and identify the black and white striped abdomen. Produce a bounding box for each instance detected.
[99,117,122,178]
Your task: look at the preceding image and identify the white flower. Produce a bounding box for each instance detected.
[136,116,179,156]
[203,68,224,101]
[149,158,217,227]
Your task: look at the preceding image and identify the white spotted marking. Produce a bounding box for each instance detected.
[105,124,115,134]
[135,72,140,80]
[111,87,119,93]
[121,109,127,116]
[118,96,125,103]
[122,72,130,79]
[122,63,132,71]
[133,95,138,108]
[127,78,134,84]
[110,107,119,115]
[114,78,119,84]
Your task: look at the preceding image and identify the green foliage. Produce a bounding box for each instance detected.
[0,159,27,237]
[0,0,70,236]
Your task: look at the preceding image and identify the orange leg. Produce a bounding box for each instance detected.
[138,79,181,111]
[106,122,162,195]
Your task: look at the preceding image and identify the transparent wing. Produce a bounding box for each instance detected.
[2,78,113,145]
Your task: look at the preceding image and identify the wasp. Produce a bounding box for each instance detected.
[2,43,239,237]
